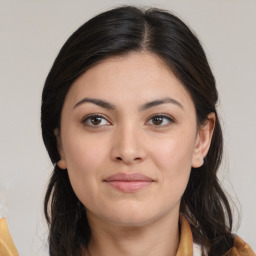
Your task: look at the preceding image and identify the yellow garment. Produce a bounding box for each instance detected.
[177,214,256,256]
[176,214,193,256]
[0,218,19,256]
[224,236,256,256]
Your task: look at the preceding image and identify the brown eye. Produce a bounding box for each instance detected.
[82,114,110,127]
[148,114,174,127]
[90,116,102,125]
[152,116,164,125]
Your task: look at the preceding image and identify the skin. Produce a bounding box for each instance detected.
[56,52,215,256]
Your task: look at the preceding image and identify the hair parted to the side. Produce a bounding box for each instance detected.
[41,6,235,256]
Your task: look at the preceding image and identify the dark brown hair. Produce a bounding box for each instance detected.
[41,6,234,256]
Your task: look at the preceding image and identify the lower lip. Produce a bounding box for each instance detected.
[105,181,153,192]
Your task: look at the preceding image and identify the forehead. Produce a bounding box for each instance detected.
[65,52,194,111]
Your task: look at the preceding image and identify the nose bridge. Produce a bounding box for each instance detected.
[111,120,144,163]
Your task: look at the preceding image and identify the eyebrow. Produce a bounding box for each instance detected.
[73,97,183,111]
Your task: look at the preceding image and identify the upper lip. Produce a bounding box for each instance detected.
[104,173,154,182]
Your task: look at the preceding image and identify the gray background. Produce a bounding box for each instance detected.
[0,0,255,255]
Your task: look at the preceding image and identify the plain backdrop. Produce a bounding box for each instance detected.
[0,0,255,255]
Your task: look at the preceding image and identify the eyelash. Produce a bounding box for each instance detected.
[81,113,174,129]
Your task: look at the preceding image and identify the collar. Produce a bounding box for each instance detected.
[176,214,193,256]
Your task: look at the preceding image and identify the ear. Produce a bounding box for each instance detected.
[54,128,67,170]
[192,112,216,168]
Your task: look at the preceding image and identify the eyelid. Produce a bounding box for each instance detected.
[147,113,174,121]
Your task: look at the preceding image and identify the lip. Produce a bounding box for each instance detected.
[103,173,154,193]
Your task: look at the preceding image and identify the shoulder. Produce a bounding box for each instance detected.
[0,218,19,256]
[193,236,255,256]
[223,236,256,256]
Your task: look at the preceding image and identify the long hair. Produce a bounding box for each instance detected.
[41,6,234,256]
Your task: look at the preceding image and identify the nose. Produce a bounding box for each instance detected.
[110,123,146,165]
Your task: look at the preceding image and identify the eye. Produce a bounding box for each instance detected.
[147,114,174,127]
[81,114,111,127]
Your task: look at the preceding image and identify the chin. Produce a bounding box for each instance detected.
[102,207,166,227]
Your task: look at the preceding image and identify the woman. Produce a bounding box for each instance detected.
[41,6,255,256]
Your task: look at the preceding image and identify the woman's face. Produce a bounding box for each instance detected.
[57,52,213,227]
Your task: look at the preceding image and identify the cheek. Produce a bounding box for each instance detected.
[149,134,194,193]
[151,133,195,171]
[64,133,106,171]
[63,135,107,200]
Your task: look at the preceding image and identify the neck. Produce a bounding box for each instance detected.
[85,211,180,256]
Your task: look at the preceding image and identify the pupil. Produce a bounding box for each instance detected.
[92,117,101,125]
[153,117,162,125]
